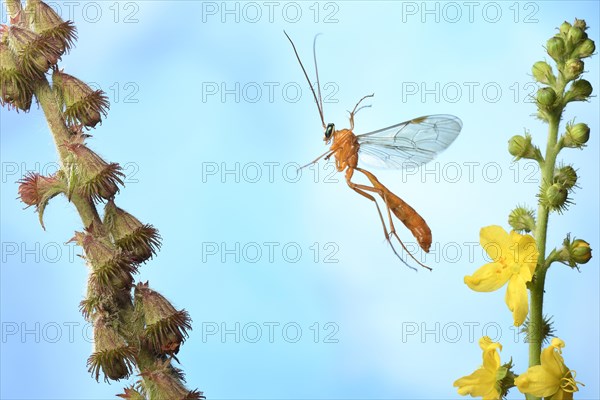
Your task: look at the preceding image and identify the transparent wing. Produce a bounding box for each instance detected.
[356,114,462,169]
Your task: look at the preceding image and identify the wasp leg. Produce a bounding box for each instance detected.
[344,168,413,269]
[298,150,335,172]
[348,93,375,130]
[356,167,431,271]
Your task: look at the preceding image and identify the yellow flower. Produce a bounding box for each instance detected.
[453,336,504,399]
[464,225,538,326]
[515,338,583,399]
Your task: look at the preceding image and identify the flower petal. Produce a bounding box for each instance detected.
[454,368,498,397]
[515,365,560,397]
[479,336,501,352]
[541,338,568,380]
[480,225,512,262]
[505,275,529,326]
[465,262,510,292]
[516,234,539,277]
[482,343,502,373]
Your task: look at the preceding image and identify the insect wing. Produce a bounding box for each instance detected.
[356,114,462,169]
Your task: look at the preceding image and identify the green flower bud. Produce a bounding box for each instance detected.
[566,27,586,47]
[558,235,592,269]
[570,239,592,264]
[563,59,584,81]
[564,79,593,103]
[573,18,588,31]
[559,21,572,36]
[563,122,590,148]
[536,87,557,106]
[571,38,596,59]
[508,134,542,161]
[508,135,527,157]
[532,61,556,85]
[547,36,566,62]
[508,206,536,233]
[553,165,578,190]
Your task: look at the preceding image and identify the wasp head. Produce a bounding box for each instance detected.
[324,123,335,144]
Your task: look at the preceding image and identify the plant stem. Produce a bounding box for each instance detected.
[526,112,560,400]
[33,78,102,227]
[34,75,163,386]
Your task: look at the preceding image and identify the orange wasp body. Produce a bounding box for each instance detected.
[285,32,461,270]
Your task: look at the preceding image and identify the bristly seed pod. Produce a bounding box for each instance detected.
[540,182,570,213]
[138,359,205,400]
[17,172,66,229]
[87,316,136,382]
[103,200,161,264]
[508,206,536,233]
[4,0,22,18]
[0,42,34,111]
[520,315,556,344]
[69,223,137,291]
[24,0,77,56]
[116,385,146,400]
[63,141,124,201]
[553,165,578,191]
[52,69,109,128]
[135,282,192,356]
[6,25,62,79]
[79,295,100,322]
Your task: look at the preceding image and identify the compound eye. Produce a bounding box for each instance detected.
[325,123,335,139]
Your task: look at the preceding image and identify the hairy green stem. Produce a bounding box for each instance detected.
[5,1,197,395]
[33,75,163,393]
[526,107,561,400]
[33,78,102,227]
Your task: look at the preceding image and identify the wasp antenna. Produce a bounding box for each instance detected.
[284,31,326,129]
[312,33,324,125]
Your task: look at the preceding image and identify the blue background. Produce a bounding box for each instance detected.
[1,1,599,399]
